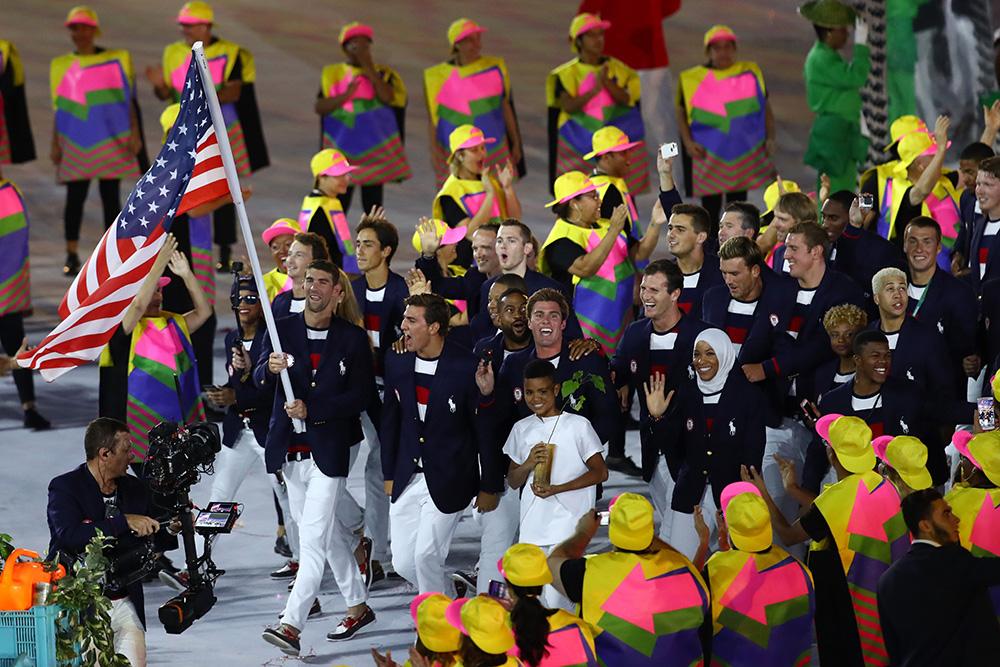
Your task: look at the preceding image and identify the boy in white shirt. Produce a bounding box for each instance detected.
[503,359,608,550]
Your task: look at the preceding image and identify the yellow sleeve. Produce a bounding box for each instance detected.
[238,47,256,83]
[610,58,641,106]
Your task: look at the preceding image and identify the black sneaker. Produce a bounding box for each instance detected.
[278,598,321,621]
[262,625,300,656]
[287,577,296,592]
[451,569,477,598]
[326,606,375,641]
[274,535,292,559]
[370,560,385,586]
[606,455,643,478]
[270,560,298,579]
[23,408,51,431]
[357,537,373,589]
[158,568,189,592]
[63,253,81,277]
[215,245,232,273]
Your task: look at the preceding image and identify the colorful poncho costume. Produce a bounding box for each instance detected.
[0,40,35,164]
[49,47,140,183]
[677,60,774,197]
[160,37,268,176]
[945,484,1000,620]
[0,180,31,317]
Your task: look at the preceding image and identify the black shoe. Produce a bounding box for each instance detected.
[158,568,189,593]
[606,455,643,478]
[63,253,81,277]
[215,246,232,273]
[23,408,51,431]
[326,606,375,641]
[274,535,292,559]
[278,598,321,621]
[370,560,385,586]
[262,625,300,656]
[357,537,373,589]
[451,569,477,598]
[270,560,298,580]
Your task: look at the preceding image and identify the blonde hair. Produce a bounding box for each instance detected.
[823,303,867,332]
[335,268,363,327]
[775,192,818,224]
[871,267,907,297]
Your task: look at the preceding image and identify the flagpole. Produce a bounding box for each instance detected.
[192,42,304,433]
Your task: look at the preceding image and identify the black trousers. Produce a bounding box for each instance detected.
[338,184,384,215]
[0,312,33,405]
[213,203,236,247]
[63,179,120,242]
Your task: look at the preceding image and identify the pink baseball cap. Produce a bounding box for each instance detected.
[409,592,437,623]
[157,276,171,288]
[448,18,486,47]
[872,435,895,462]
[815,413,843,443]
[440,225,468,246]
[261,218,302,245]
[339,21,373,45]
[952,430,980,469]
[720,481,762,513]
[444,597,470,634]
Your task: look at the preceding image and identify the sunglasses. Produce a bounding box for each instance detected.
[233,294,260,305]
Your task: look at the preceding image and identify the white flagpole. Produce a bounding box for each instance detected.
[192,42,305,433]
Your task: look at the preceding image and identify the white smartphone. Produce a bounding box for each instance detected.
[598,510,611,526]
[660,142,679,159]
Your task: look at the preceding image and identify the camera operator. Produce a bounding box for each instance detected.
[47,418,161,667]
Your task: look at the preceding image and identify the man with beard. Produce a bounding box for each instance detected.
[612,259,709,534]
[878,489,1000,666]
[474,287,532,377]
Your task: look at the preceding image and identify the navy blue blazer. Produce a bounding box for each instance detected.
[907,268,978,373]
[956,189,1000,295]
[762,267,866,398]
[870,316,954,399]
[255,314,375,477]
[651,371,767,512]
[47,465,152,627]
[351,271,408,371]
[380,340,502,513]
[271,290,297,320]
[473,331,534,378]
[415,255,486,312]
[221,327,272,448]
[702,275,798,425]
[678,253,724,321]
[610,315,709,480]
[981,278,1000,378]
[475,270,583,341]
[496,341,619,454]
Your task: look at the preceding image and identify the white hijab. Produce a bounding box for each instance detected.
[693,328,736,396]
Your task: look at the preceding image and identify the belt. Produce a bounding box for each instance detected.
[286,450,311,462]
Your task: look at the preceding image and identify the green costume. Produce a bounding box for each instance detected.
[803,41,871,193]
[885,0,927,123]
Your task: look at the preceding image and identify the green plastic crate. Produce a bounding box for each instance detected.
[0,606,75,667]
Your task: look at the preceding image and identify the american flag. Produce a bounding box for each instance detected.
[18,56,229,380]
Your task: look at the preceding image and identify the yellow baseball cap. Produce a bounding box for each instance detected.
[448,124,496,158]
[704,25,737,47]
[445,596,515,655]
[159,103,181,142]
[310,148,357,178]
[609,493,655,551]
[339,21,373,45]
[409,593,461,654]
[583,126,641,160]
[64,6,99,31]
[448,18,486,47]
[968,431,1000,487]
[569,13,611,42]
[896,131,951,169]
[546,171,598,208]
[827,416,875,474]
[177,1,213,25]
[883,436,933,490]
[762,179,801,217]
[725,492,772,552]
[990,370,1000,401]
[883,115,927,153]
[411,219,468,254]
[261,218,302,245]
[498,543,553,588]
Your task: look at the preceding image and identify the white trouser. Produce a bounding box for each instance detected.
[110,597,145,667]
[202,429,298,559]
[360,410,390,562]
[763,418,811,559]
[281,447,366,631]
[390,473,464,594]
[474,484,520,594]
[648,457,675,540]
[669,485,719,561]
[638,66,683,194]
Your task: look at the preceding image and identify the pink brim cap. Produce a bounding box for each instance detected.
[555,183,598,205]
[65,15,98,27]
[453,25,486,44]
[872,435,894,462]
[920,140,953,157]
[952,430,981,469]
[577,18,611,36]
[706,31,737,46]
[341,25,373,44]
[593,140,642,158]
[177,13,210,25]
[815,413,843,443]
[720,481,762,513]
[496,557,507,579]
[409,592,436,624]
[444,598,470,635]
[318,163,357,178]
[454,136,497,152]
[262,224,299,245]
[157,276,171,288]
[440,226,468,246]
